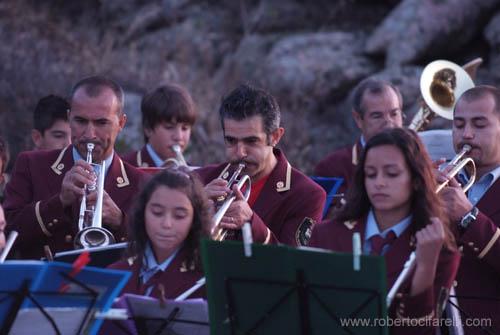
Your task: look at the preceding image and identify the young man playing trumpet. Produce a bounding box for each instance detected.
[196,84,326,246]
[439,85,500,334]
[4,76,145,259]
[123,83,197,169]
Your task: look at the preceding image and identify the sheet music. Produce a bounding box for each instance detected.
[126,294,209,335]
[10,307,91,335]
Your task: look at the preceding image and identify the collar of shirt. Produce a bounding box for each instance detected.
[140,243,179,284]
[360,135,366,148]
[146,143,164,168]
[72,147,113,176]
[363,209,412,254]
[462,164,500,205]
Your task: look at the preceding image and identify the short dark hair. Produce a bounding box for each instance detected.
[128,168,212,269]
[33,95,70,134]
[141,84,197,136]
[337,128,455,250]
[71,75,125,115]
[456,85,500,115]
[219,84,280,136]
[351,78,403,117]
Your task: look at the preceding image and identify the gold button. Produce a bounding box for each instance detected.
[57,163,64,170]
[120,237,126,242]
[116,177,124,184]
[400,303,405,308]
[453,280,458,287]
[468,242,474,247]
[459,246,464,252]
[276,181,284,189]
[48,222,53,228]
[474,247,479,252]
[396,293,403,298]
[65,235,73,243]
[53,219,58,224]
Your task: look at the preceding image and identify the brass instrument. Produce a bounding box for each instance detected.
[436,144,476,193]
[74,143,116,249]
[211,163,251,241]
[162,144,188,168]
[409,60,475,131]
[387,145,476,308]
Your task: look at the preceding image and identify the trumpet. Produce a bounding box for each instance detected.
[211,163,251,241]
[387,145,476,307]
[436,144,476,193]
[74,143,116,249]
[162,144,188,168]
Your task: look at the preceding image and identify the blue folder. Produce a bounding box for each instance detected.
[310,176,344,218]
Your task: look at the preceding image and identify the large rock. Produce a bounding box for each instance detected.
[260,32,378,112]
[366,0,500,66]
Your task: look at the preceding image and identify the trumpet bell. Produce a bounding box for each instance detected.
[420,60,474,120]
[74,227,116,249]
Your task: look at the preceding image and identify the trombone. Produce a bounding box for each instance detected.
[211,163,251,241]
[74,143,116,249]
[387,144,476,308]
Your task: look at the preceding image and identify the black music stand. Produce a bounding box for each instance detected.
[201,240,389,335]
[0,260,131,335]
[102,294,209,335]
[0,272,98,334]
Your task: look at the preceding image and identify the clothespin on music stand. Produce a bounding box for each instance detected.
[59,251,91,293]
[242,222,253,258]
[158,283,167,308]
[352,232,361,271]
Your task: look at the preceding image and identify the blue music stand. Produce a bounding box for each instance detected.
[310,176,344,218]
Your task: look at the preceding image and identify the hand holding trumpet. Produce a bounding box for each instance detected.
[59,160,96,207]
[218,184,253,230]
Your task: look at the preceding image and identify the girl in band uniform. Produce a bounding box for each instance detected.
[309,128,460,334]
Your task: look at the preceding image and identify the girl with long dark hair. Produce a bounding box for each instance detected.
[309,128,460,334]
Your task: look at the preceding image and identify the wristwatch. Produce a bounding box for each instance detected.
[459,207,479,230]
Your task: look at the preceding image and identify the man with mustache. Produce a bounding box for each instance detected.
[439,85,500,334]
[4,76,145,259]
[196,84,326,246]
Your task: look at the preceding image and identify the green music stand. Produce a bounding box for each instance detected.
[201,240,388,335]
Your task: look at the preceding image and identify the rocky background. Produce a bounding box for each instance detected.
[1,0,500,174]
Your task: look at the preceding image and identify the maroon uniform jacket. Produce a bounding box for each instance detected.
[108,247,205,299]
[122,145,156,168]
[3,145,145,259]
[309,217,460,335]
[196,149,326,246]
[454,178,500,335]
[314,139,362,200]
[102,247,204,335]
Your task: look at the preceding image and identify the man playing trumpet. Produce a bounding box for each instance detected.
[4,76,145,259]
[438,85,500,334]
[196,84,326,246]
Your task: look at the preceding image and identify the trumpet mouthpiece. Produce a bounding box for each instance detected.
[172,144,181,153]
[462,144,472,152]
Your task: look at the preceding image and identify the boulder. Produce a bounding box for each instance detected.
[366,0,500,65]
